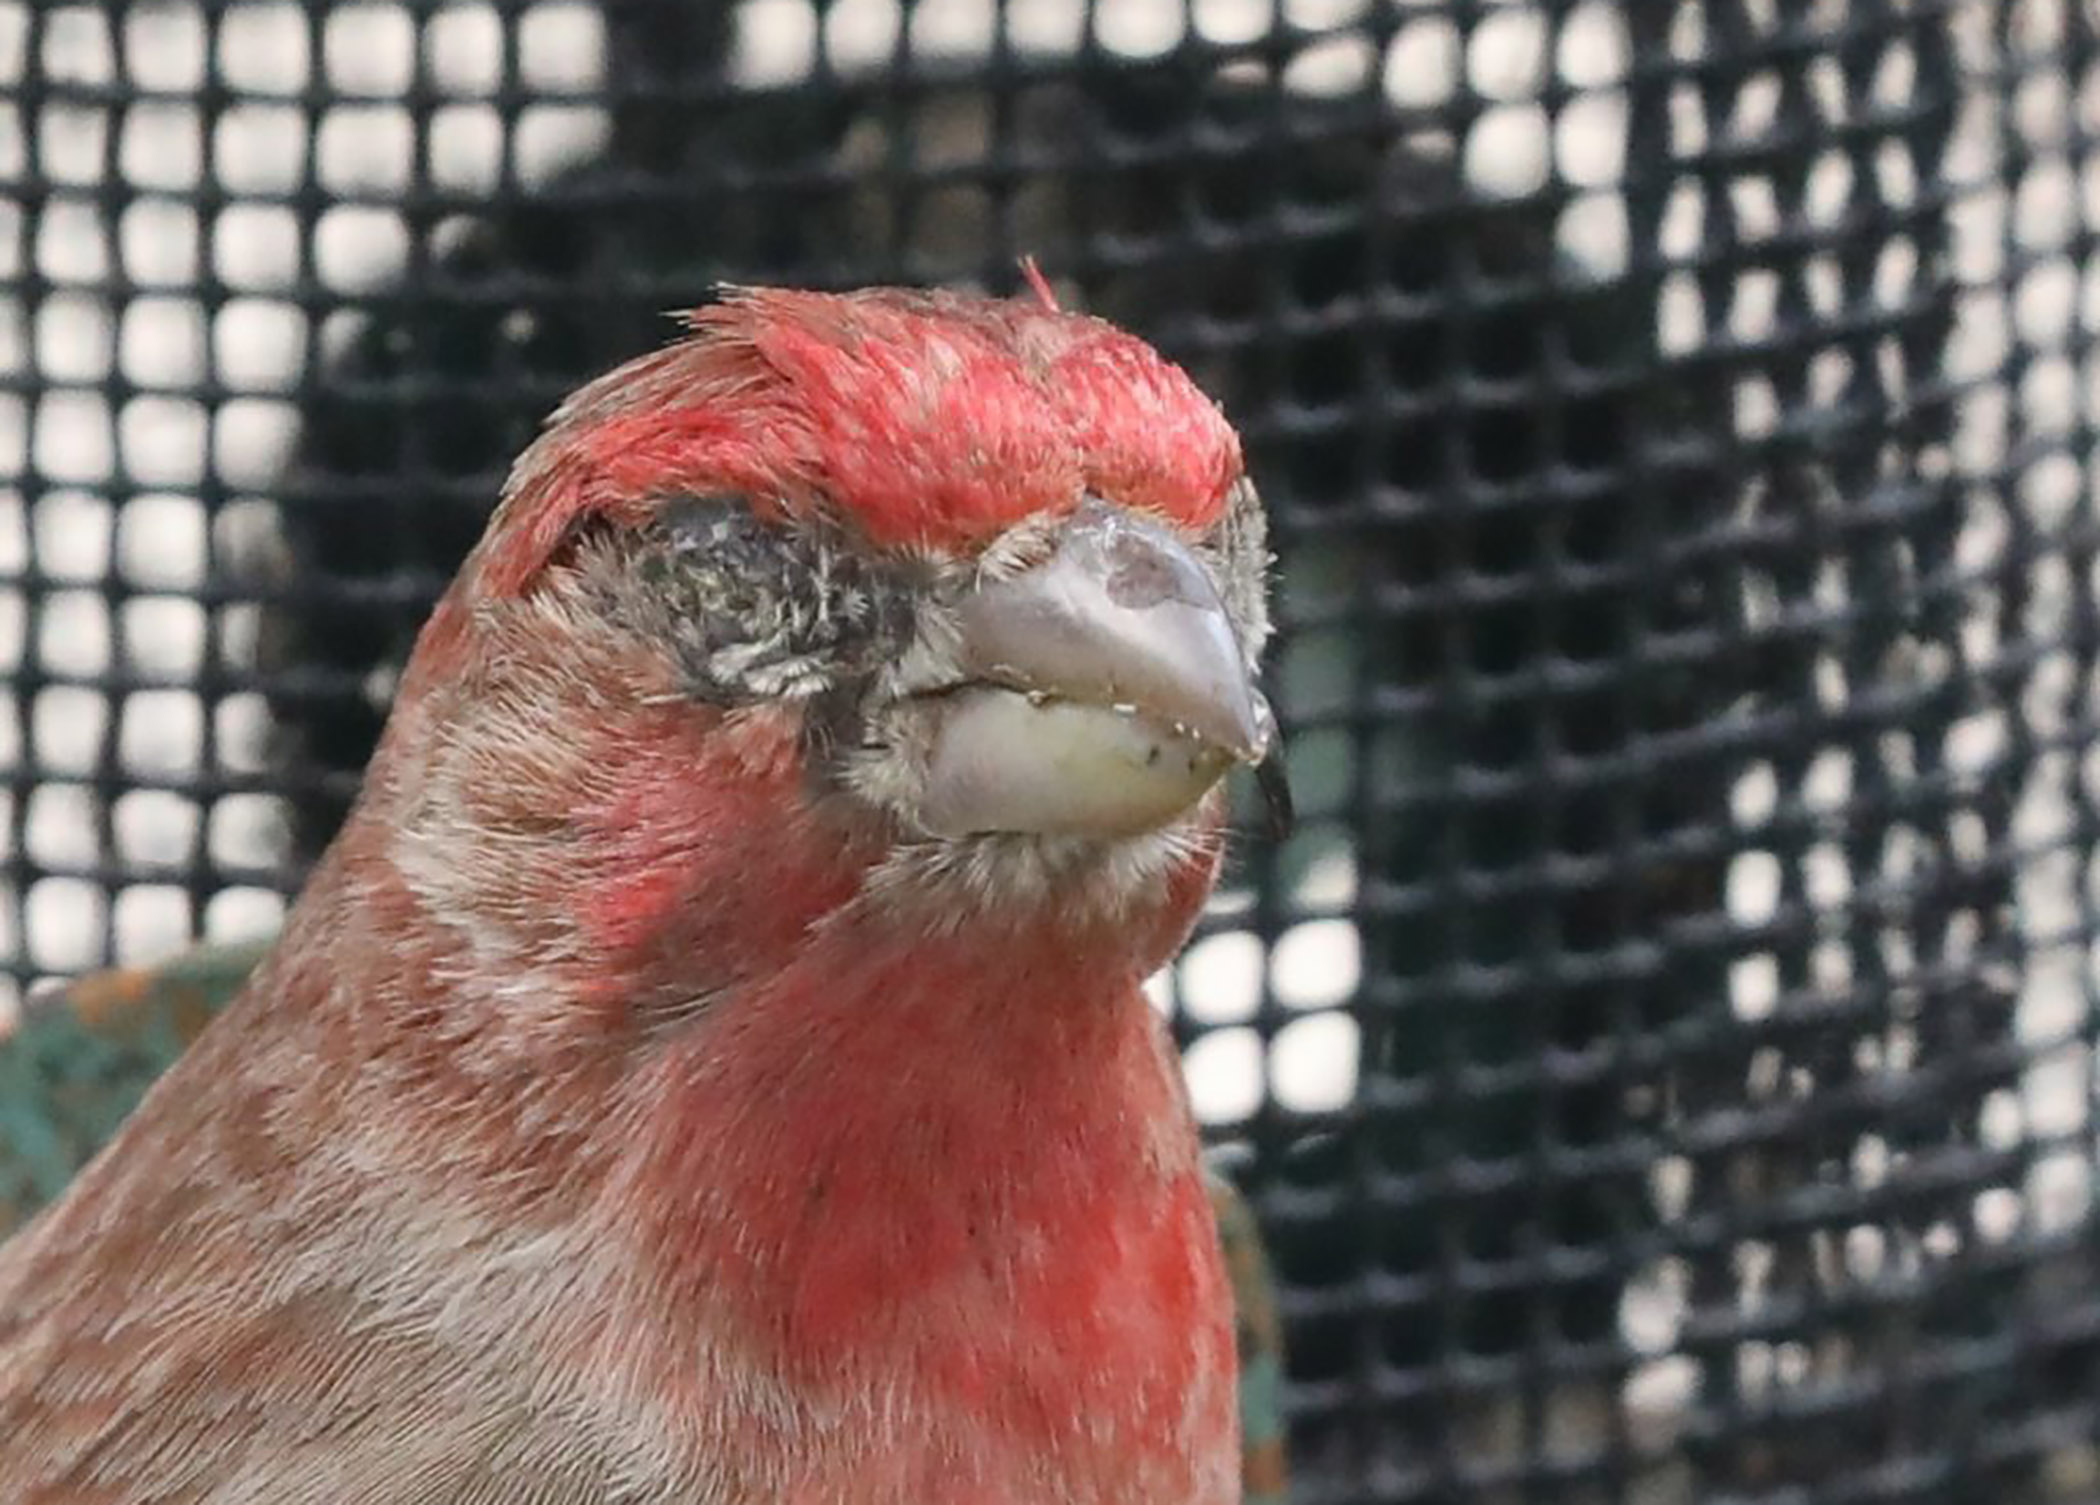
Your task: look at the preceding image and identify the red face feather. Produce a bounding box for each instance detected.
[0,287,1257,1505]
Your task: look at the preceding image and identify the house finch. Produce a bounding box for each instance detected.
[0,285,1279,1503]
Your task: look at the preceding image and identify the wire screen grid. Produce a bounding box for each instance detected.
[3,1,2100,1501]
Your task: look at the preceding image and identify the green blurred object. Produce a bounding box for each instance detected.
[0,939,274,1237]
[0,937,1292,1501]
[1209,1167,1291,1505]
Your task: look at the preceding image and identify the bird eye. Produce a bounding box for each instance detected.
[630,494,920,705]
[655,493,760,556]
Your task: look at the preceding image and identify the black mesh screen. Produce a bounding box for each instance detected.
[5,1,2099,1500]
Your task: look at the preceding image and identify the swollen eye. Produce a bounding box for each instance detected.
[634,494,921,705]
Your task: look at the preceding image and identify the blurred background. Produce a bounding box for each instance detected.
[1,0,2098,1500]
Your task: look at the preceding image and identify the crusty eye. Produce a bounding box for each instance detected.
[612,495,922,703]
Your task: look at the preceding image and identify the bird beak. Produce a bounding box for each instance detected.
[915,500,1282,839]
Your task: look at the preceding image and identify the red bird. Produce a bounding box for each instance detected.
[0,286,1277,1503]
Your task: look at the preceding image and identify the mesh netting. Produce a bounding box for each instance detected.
[4,1,2099,1500]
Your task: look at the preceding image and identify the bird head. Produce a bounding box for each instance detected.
[367,286,1277,994]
